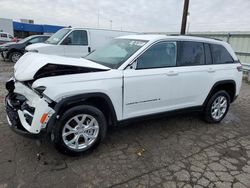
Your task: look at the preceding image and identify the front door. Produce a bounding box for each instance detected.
[61,30,89,58]
[123,41,179,119]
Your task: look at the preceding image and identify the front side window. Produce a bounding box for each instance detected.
[8,35,13,39]
[85,39,147,69]
[210,44,234,64]
[46,29,70,45]
[137,42,177,69]
[177,41,205,66]
[62,30,88,45]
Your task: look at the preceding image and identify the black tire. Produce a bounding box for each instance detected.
[9,51,22,63]
[53,105,107,156]
[204,90,230,123]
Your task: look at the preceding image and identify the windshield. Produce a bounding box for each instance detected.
[46,28,70,44]
[18,36,34,44]
[85,39,148,69]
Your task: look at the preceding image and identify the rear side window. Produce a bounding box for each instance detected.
[210,44,234,64]
[39,36,49,42]
[0,33,7,38]
[29,37,40,44]
[177,41,205,66]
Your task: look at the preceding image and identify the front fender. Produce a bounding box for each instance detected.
[46,92,118,133]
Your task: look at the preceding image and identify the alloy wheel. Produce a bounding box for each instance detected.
[62,114,99,150]
[211,96,228,120]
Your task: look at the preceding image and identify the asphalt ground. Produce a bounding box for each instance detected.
[0,58,250,188]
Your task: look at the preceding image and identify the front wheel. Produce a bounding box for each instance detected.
[9,51,22,63]
[53,105,107,155]
[204,90,230,123]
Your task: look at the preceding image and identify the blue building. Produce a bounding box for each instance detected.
[0,18,64,38]
[13,21,64,38]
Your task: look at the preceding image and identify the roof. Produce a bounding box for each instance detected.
[118,34,226,45]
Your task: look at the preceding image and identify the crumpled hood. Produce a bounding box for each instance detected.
[14,53,110,81]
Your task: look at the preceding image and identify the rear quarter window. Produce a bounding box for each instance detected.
[210,44,234,64]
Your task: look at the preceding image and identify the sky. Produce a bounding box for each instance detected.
[1,0,250,33]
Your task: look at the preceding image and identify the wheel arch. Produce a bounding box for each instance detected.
[7,48,23,59]
[47,92,118,133]
[203,80,236,107]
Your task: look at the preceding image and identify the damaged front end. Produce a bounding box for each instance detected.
[5,53,110,138]
[5,78,55,138]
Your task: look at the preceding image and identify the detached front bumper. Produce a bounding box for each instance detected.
[5,79,55,138]
[5,94,45,138]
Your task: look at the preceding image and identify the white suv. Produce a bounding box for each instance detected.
[5,35,242,155]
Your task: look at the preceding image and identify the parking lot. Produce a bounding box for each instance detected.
[0,59,250,188]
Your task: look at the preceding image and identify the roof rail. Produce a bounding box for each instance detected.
[187,34,223,41]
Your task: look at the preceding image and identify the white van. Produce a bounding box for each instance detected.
[0,32,15,44]
[26,28,135,58]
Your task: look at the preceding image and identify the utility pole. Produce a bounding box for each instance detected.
[180,0,190,35]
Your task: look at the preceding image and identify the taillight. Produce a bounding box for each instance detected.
[237,65,243,72]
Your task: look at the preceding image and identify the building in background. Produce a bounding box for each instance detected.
[0,18,64,39]
[0,18,14,36]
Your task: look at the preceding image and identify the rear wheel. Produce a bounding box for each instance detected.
[9,51,22,63]
[53,105,107,155]
[204,90,230,123]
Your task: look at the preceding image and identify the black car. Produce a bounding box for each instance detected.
[0,35,50,63]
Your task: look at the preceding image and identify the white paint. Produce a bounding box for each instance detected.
[25,27,135,58]
[13,34,242,134]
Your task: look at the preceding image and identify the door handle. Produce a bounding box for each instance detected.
[207,68,215,73]
[166,71,178,76]
[88,47,91,53]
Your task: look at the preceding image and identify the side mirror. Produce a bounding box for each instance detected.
[62,37,72,45]
[127,60,137,70]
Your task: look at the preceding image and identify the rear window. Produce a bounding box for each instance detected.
[0,33,7,38]
[210,44,234,64]
[177,41,205,66]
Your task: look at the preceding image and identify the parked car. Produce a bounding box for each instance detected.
[5,35,242,155]
[0,32,16,45]
[25,27,135,58]
[0,35,50,63]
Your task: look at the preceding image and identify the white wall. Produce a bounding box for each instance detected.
[0,18,13,35]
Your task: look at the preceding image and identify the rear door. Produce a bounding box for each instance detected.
[61,30,90,58]
[172,41,214,107]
